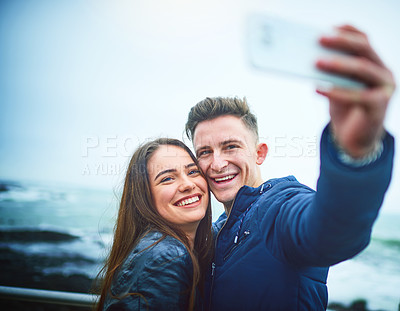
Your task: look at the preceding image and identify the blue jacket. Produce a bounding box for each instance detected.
[207,126,394,310]
[104,231,193,311]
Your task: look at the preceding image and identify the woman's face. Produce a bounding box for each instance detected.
[147,145,209,234]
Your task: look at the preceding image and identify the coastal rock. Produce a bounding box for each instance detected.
[328,299,390,311]
[0,229,79,243]
[0,247,98,310]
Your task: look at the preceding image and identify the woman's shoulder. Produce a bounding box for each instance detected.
[110,231,191,297]
[134,231,189,262]
[117,231,190,280]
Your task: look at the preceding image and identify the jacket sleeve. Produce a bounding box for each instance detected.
[271,124,395,267]
[105,241,192,311]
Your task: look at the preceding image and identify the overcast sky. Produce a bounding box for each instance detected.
[1,0,399,214]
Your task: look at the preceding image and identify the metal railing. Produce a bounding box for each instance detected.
[0,285,99,307]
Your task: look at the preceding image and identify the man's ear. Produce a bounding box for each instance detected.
[256,143,268,165]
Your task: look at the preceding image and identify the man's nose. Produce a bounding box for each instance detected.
[210,154,228,172]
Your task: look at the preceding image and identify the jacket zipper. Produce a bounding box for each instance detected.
[208,195,239,310]
[223,230,250,261]
[208,182,270,310]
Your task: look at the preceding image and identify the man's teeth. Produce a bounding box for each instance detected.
[214,175,235,182]
[177,196,200,207]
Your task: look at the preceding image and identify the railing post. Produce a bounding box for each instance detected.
[0,286,99,307]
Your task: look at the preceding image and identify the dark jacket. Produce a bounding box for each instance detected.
[207,126,395,310]
[104,231,193,311]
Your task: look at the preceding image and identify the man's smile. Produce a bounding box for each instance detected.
[210,174,238,184]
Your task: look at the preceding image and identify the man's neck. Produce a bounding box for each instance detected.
[222,178,264,215]
[223,201,234,215]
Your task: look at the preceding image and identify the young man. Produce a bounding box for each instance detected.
[185,25,395,310]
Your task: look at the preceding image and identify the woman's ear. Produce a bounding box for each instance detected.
[256,143,268,165]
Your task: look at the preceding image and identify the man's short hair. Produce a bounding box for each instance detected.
[185,97,259,141]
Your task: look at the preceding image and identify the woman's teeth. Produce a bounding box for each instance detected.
[177,196,200,207]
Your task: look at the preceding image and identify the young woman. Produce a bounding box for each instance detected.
[95,138,213,311]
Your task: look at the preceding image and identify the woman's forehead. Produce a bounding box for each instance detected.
[147,145,194,174]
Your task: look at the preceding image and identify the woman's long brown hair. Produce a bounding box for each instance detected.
[94,138,213,311]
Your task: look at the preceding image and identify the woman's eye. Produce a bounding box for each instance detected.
[188,169,200,176]
[160,176,173,183]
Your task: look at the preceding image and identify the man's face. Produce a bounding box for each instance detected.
[193,115,267,208]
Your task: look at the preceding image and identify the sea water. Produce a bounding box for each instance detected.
[327,211,400,310]
[0,179,399,310]
[0,179,117,281]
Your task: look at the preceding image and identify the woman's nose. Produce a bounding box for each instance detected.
[178,176,196,192]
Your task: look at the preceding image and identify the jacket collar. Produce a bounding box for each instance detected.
[228,181,270,217]
[215,176,297,226]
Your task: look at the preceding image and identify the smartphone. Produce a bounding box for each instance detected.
[247,14,365,89]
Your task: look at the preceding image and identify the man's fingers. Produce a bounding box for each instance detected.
[319,28,385,67]
[316,87,390,111]
[317,87,363,105]
[316,55,395,89]
[335,24,364,34]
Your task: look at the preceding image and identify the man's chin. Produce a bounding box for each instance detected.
[212,191,236,207]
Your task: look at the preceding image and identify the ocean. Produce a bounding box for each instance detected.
[0,179,399,310]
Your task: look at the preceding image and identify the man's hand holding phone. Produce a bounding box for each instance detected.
[316,25,396,159]
[247,15,396,159]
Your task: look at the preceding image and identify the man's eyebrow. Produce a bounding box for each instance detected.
[196,139,243,149]
[154,163,197,181]
[221,139,243,146]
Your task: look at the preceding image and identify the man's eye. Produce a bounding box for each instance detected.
[226,144,239,150]
[198,150,211,157]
